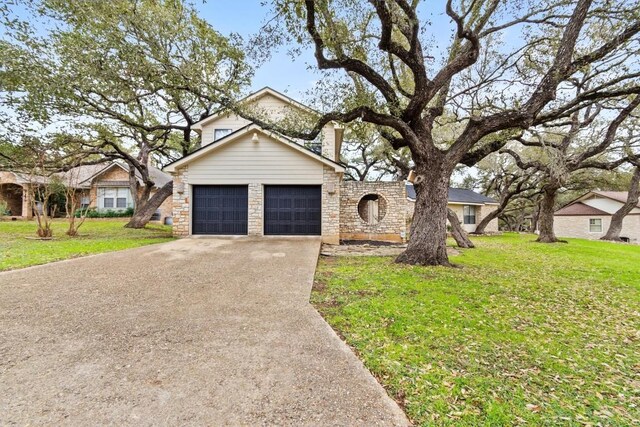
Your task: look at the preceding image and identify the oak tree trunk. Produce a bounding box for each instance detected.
[396,165,451,266]
[601,166,640,241]
[125,181,173,228]
[447,208,474,248]
[536,185,560,243]
[473,209,499,234]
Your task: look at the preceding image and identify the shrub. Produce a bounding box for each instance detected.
[0,200,8,216]
[75,207,134,218]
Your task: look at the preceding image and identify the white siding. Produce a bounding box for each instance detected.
[187,133,324,184]
[201,114,252,146]
[200,94,302,147]
[582,196,624,214]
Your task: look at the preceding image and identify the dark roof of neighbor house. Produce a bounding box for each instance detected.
[554,202,610,216]
[405,183,498,204]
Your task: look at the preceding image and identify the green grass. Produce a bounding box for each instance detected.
[0,219,174,271]
[313,234,640,426]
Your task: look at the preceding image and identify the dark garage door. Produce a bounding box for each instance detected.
[264,185,321,235]
[192,185,248,235]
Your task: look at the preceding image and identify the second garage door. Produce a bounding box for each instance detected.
[264,185,321,235]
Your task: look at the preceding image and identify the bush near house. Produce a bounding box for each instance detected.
[313,234,640,426]
[0,219,173,271]
[74,207,134,218]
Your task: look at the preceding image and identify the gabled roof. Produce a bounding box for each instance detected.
[2,162,171,189]
[163,124,345,173]
[591,191,640,208]
[405,183,498,205]
[192,87,317,130]
[65,162,171,188]
[554,202,610,216]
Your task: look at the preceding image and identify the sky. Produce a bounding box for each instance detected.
[194,0,458,100]
[195,0,317,99]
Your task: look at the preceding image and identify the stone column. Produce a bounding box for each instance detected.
[21,186,33,219]
[172,167,190,237]
[247,183,263,236]
[322,166,341,244]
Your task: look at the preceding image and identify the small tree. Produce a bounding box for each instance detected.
[472,155,541,234]
[26,176,60,238]
[63,168,93,237]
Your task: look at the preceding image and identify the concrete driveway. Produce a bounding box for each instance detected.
[0,237,408,426]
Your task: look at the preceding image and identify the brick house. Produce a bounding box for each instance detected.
[0,162,172,221]
[164,87,500,243]
[554,191,640,242]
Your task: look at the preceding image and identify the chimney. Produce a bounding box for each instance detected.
[321,122,338,161]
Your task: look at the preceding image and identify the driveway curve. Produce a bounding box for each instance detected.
[0,237,408,426]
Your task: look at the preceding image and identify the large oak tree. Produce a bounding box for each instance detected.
[250,0,640,265]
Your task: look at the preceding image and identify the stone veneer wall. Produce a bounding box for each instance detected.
[322,166,341,244]
[248,183,263,236]
[339,181,407,242]
[172,166,190,237]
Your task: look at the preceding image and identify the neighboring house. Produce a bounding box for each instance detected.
[406,184,500,234]
[554,191,640,242]
[0,162,172,220]
[164,87,501,243]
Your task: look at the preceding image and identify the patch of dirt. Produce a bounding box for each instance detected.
[312,280,326,292]
[321,243,461,257]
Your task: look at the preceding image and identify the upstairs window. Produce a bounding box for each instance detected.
[589,218,602,232]
[463,205,476,225]
[214,128,233,141]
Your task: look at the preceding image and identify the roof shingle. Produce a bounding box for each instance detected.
[405,183,497,204]
[554,202,609,216]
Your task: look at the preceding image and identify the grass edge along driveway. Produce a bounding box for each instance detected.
[0,219,174,272]
[313,233,640,426]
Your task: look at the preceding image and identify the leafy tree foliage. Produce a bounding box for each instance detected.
[1,0,251,227]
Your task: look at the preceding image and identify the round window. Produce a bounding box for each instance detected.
[357,193,387,224]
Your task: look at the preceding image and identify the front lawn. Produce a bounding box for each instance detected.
[0,219,174,271]
[313,234,640,426]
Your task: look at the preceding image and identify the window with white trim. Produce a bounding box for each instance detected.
[214,128,233,141]
[98,187,131,210]
[589,218,602,232]
[463,205,476,225]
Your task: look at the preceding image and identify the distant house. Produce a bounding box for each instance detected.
[406,184,500,233]
[0,162,172,221]
[554,191,640,242]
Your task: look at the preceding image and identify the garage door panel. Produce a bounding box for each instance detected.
[264,185,321,236]
[192,185,248,235]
